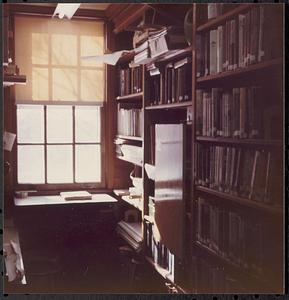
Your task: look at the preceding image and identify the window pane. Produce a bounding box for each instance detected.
[47,106,72,143]
[47,145,73,183]
[75,145,101,182]
[75,106,100,142]
[17,105,44,143]
[18,145,45,183]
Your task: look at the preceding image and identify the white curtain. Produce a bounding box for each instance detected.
[15,15,104,105]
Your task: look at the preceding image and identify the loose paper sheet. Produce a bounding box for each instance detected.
[3,131,16,151]
[81,50,132,66]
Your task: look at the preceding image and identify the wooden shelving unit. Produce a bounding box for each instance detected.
[197,58,282,85]
[145,101,192,110]
[113,2,283,294]
[196,136,282,147]
[121,195,143,212]
[3,74,26,87]
[116,135,143,142]
[145,256,171,279]
[196,4,253,33]
[116,92,143,102]
[191,3,283,294]
[116,155,142,167]
[196,186,282,215]
[151,46,192,66]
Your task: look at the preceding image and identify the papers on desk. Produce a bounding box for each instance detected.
[60,191,92,201]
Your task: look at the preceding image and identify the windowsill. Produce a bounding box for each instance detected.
[13,188,113,197]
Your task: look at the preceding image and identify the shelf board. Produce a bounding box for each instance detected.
[151,46,192,65]
[116,135,143,142]
[197,4,253,33]
[116,155,142,167]
[196,137,282,147]
[145,101,192,110]
[116,92,143,102]
[196,186,282,215]
[3,74,26,87]
[195,241,241,269]
[113,189,130,197]
[196,58,282,85]
[121,195,143,212]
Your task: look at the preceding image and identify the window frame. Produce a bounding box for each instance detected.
[15,104,106,191]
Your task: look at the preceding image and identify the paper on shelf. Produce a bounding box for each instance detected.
[81,50,132,66]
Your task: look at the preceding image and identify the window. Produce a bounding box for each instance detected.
[14,16,106,189]
[17,105,103,188]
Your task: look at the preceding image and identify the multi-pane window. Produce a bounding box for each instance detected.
[17,105,102,186]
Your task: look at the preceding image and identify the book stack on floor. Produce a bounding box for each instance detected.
[116,221,142,252]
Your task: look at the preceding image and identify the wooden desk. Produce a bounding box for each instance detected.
[14,193,117,206]
[13,193,119,289]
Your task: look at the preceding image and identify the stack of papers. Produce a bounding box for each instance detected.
[116,221,143,251]
[60,191,92,201]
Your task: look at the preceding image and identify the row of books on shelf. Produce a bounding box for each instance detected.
[196,6,281,76]
[117,106,143,137]
[147,57,192,106]
[196,197,269,276]
[118,66,142,96]
[196,87,281,139]
[192,256,247,293]
[206,3,227,20]
[195,144,282,205]
[144,221,175,278]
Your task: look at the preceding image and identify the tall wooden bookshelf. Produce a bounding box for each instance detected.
[190,3,283,293]
[111,3,284,293]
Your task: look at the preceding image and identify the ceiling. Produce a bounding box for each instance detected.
[20,3,110,10]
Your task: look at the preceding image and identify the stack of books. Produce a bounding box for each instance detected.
[133,26,187,65]
[116,221,142,251]
[60,191,92,201]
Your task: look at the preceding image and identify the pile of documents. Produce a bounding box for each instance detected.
[116,221,142,252]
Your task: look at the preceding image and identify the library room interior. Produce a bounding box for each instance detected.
[2,2,285,294]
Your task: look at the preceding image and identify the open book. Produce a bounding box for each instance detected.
[60,191,92,201]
